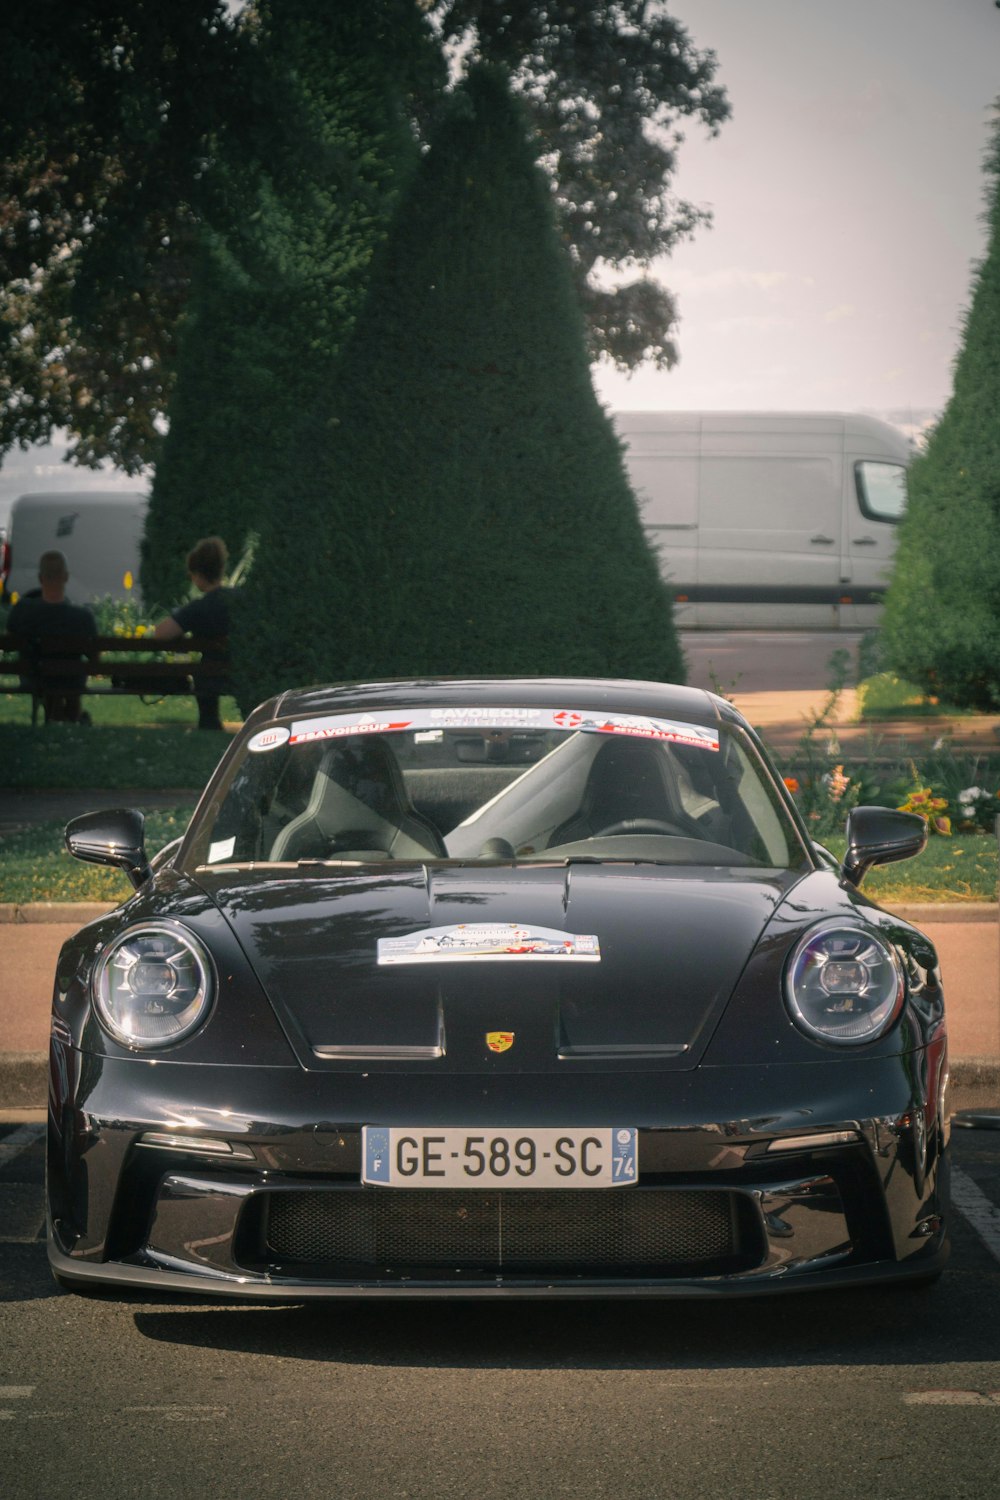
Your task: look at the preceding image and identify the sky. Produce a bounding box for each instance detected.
[593,0,1000,426]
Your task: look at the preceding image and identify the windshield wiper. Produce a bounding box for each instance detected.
[536,855,672,867]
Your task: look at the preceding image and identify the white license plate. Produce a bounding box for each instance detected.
[362,1127,637,1188]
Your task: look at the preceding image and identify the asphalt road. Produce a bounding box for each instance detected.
[681,630,865,693]
[3,1119,1000,1500]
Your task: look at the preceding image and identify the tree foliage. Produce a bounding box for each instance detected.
[230,66,683,710]
[431,1,730,369]
[882,110,1000,708]
[0,0,246,470]
[140,0,436,608]
[0,1,728,472]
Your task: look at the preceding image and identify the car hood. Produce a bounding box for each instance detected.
[195,863,799,1074]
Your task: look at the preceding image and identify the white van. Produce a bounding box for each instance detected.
[614,411,911,629]
[3,491,149,606]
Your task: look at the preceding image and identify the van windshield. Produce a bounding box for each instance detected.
[187,708,806,872]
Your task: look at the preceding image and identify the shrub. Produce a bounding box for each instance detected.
[882,115,1000,708]
[232,66,682,711]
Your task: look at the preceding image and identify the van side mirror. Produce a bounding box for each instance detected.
[65,808,151,890]
[841,806,927,888]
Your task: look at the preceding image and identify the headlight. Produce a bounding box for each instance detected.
[784,921,904,1046]
[92,922,215,1050]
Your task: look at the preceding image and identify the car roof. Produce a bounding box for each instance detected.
[248,677,741,733]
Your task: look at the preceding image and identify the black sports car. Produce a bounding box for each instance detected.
[47,677,949,1298]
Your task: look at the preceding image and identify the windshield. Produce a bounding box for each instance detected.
[186,705,805,871]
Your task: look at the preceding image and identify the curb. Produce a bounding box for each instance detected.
[952,1057,1000,1088]
[0,1053,47,1110]
[890,903,997,924]
[2,1053,997,1114]
[0,902,117,924]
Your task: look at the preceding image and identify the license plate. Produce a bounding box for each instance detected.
[362,1127,637,1188]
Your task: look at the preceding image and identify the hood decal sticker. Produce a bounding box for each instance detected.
[377,922,601,965]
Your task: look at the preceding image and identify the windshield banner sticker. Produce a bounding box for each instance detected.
[551,709,718,751]
[289,707,718,751]
[290,715,415,745]
[377,923,601,965]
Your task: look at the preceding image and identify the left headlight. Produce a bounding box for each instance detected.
[92,921,215,1050]
[784,921,904,1046]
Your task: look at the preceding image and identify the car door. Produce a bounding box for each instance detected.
[840,456,907,629]
[695,443,843,628]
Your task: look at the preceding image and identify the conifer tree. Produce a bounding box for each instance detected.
[232,66,683,708]
[882,111,1000,708]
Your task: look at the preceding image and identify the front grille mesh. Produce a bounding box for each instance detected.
[263,1187,740,1275]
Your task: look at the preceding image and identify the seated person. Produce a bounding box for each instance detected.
[6,550,97,723]
[152,536,232,731]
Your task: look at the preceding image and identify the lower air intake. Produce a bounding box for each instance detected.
[263,1187,744,1276]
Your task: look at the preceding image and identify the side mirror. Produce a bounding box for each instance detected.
[841,806,927,888]
[65,808,151,890]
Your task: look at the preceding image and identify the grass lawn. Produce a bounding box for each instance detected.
[1,687,997,906]
[0,691,236,898]
[856,672,976,720]
[0,808,195,904]
[825,833,997,904]
[2,812,995,906]
[0,691,241,788]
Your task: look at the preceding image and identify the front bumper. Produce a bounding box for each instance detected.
[47,1040,949,1299]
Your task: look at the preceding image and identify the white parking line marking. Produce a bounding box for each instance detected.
[0,1124,44,1168]
[904,1392,1000,1406]
[0,1387,35,1420]
[123,1406,227,1422]
[951,1167,1000,1265]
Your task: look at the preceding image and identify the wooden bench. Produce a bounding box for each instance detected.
[0,632,230,724]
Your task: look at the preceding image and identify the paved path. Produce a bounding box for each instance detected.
[733,688,1000,755]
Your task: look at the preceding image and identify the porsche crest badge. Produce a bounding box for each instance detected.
[486,1031,515,1053]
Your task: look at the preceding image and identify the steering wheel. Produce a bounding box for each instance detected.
[593,818,684,838]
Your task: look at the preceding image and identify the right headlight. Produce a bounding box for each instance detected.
[92,921,215,1050]
[784,921,905,1046]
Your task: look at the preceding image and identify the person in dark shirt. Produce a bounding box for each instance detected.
[7,550,98,723]
[153,536,232,730]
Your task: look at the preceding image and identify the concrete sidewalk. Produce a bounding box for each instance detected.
[1,899,997,1110]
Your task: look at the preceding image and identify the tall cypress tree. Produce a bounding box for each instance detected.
[882,111,1000,708]
[233,65,683,708]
